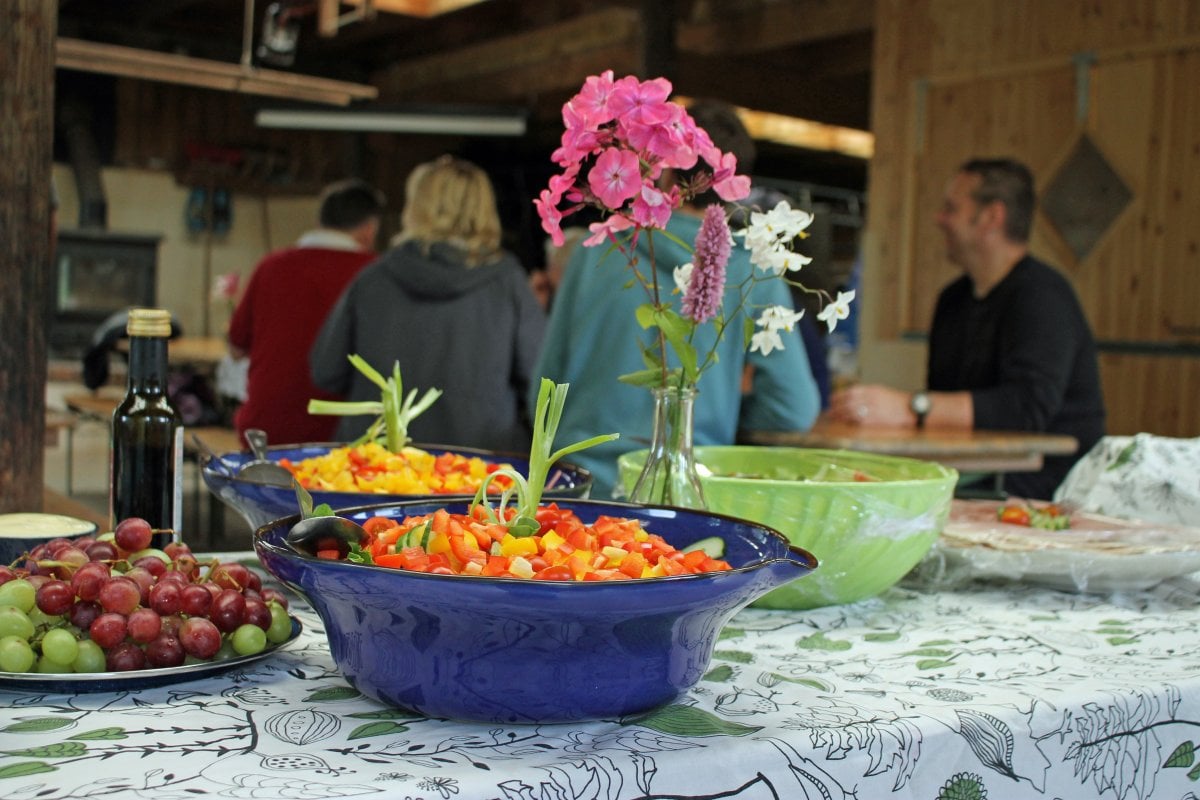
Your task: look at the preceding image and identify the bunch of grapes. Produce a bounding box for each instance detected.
[0,517,292,674]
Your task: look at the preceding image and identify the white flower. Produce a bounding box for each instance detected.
[756,304,805,332]
[673,262,694,294]
[750,328,785,356]
[740,201,815,276]
[816,289,856,333]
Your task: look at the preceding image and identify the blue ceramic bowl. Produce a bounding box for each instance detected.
[254,499,818,724]
[202,442,593,531]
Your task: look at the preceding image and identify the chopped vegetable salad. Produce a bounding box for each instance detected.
[340,503,732,581]
[280,443,513,495]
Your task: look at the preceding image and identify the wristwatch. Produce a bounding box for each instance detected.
[909,391,931,429]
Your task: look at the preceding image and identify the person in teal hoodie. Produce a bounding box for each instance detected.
[532,101,821,498]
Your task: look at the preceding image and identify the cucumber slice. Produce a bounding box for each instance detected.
[682,536,725,557]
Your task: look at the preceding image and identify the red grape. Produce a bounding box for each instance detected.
[35,579,73,616]
[179,617,221,659]
[89,612,128,649]
[86,541,119,562]
[160,613,185,636]
[106,641,147,671]
[133,556,167,580]
[123,567,154,605]
[180,583,213,617]
[243,597,271,631]
[148,580,182,616]
[211,563,251,591]
[210,589,246,633]
[69,599,102,631]
[127,608,162,644]
[98,577,141,615]
[260,588,289,610]
[0,566,16,586]
[145,633,185,667]
[114,517,153,553]
[163,541,192,560]
[71,561,110,601]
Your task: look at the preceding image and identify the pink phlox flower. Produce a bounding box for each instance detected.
[589,147,644,210]
[583,214,636,247]
[572,70,617,127]
[553,104,607,166]
[646,104,700,169]
[535,189,566,245]
[709,151,751,202]
[631,184,675,229]
[608,76,674,128]
[681,205,732,324]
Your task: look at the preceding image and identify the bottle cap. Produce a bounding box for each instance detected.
[126,307,172,338]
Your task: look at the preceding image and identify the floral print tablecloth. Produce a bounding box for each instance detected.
[3,561,1200,800]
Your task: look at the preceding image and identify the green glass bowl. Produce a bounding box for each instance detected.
[618,446,957,609]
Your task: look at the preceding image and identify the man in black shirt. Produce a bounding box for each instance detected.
[830,158,1105,499]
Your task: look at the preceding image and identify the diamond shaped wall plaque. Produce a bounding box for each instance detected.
[1041,134,1133,263]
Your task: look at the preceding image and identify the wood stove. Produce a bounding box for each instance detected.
[50,228,161,357]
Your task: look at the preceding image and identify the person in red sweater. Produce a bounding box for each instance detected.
[228,178,386,444]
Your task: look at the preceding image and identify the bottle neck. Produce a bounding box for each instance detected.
[126,335,169,392]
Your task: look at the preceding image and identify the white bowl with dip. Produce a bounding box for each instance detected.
[0,513,99,566]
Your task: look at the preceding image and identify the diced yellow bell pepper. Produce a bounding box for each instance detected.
[500,534,539,558]
[541,530,566,552]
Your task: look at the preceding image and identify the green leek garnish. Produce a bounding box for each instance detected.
[470,379,617,535]
[307,355,441,453]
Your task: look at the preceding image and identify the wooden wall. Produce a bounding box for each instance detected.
[868,0,1200,438]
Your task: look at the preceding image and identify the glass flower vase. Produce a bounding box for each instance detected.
[629,386,707,509]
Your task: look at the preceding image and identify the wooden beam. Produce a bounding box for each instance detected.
[373,6,642,98]
[678,0,875,55]
[1,0,55,513]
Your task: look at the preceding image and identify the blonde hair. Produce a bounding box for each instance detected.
[395,156,502,266]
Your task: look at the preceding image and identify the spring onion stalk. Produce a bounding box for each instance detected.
[307,355,442,452]
[471,379,618,536]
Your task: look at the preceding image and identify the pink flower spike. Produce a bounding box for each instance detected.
[589,147,644,210]
[681,205,732,324]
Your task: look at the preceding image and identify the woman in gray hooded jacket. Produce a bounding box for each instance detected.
[310,156,545,452]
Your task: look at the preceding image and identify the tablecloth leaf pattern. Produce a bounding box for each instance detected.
[4,565,1200,800]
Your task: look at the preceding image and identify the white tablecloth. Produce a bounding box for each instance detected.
[2,558,1199,799]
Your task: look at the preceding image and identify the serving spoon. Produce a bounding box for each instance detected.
[237,428,295,486]
[284,514,368,559]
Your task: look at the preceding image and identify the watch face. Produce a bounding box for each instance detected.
[911,392,931,415]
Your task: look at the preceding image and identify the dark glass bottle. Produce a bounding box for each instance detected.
[109,308,183,548]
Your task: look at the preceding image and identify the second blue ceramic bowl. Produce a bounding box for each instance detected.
[202,442,592,530]
[254,498,817,724]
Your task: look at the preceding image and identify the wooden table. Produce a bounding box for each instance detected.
[741,417,1078,491]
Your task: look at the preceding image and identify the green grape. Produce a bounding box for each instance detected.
[40,628,80,665]
[0,635,35,673]
[0,606,35,640]
[73,639,106,673]
[215,639,238,661]
[34,654,74,674]
[28,608,64,628]
[265,604,292,644]
[231,624,267,656]
[0,580,35,613]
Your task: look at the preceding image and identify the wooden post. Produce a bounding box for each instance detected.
[0,1,56,513]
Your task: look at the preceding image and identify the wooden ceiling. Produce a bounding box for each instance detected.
[56,0,874,186]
